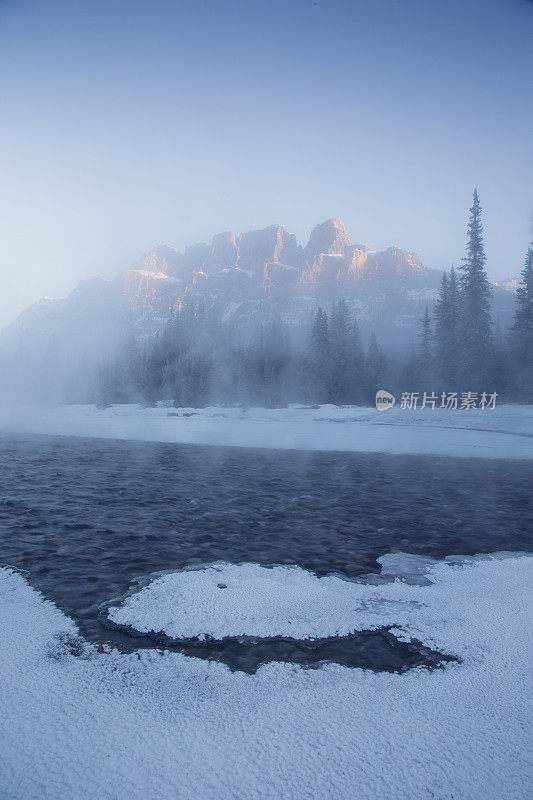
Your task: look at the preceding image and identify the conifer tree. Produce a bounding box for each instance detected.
[458,190,493,389]
[400,344,419,394]
[510,245,533,399]
[309,307,330,402]
[434,266,459,388]
[349,315,365,404]
[328,299,350,403]
[365,330,384,403]
[448,265,460,363]
[434,271,449,385]
[418,305,433,386]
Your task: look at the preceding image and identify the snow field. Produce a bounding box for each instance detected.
[1,553,532,799]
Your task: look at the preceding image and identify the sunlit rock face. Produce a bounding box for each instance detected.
[305,217,352,260]
[128,218,433,305]
[299,220,431,296]
[344,246,426,288]
[117,270,183,317]
[210,231,239,271]
[133,245,183,276]
[130,221,431,302]
[262,261,300,299]
[0,218,515,386]
[236,224,301,276]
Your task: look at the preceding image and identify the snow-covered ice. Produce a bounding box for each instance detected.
[1,402,532,459]
[1,553,532,799]
[105,556,482,641]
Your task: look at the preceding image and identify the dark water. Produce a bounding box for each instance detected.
[1,433,531,672]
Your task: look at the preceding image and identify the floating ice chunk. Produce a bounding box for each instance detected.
[377,552,438,585]
[106,562,384,640]
[105,552,529,644]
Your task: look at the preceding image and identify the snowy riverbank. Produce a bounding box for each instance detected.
[1,402,532,459]
[1,553,531,800]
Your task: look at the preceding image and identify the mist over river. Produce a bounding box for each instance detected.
[0,432,530,667]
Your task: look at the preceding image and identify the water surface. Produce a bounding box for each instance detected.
[1,433,531,670]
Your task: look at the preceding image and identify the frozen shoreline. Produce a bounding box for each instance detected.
[1,553,531,799]
[1,402,532,459]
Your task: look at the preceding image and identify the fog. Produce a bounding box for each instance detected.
[1,0,532,328]
[1,4,532,799]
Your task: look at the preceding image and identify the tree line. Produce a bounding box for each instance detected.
[415,190,532,401]
[96,191,533,408]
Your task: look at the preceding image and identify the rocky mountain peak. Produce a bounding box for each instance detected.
[210,231,238,270]
[133,245,181,275]
[236,224,299,274]
[1,217,517,382]
[305,218,351,260]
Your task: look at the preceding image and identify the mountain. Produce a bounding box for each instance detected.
[127,218,433,303]
[494,277,519,293]
[0,218,515,400]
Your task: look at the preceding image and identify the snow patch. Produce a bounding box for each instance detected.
[105,554,531,652]
[0,554,531,799]
[0,403,531,459]
[105,558,438,641]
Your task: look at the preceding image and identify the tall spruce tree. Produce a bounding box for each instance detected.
[309,307,330,402]
[365,331,384,404]
[401,344,419,394]
[418,305,433,387]
[458,190,493,389]
[510,245,533,399]
[434,271,449,387]
[447,265,460,374]
[349,316,365,404]
[434,266,459,388]
[328,299,350,403]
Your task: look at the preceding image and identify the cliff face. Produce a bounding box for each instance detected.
[0,219,515,379]
[124,217,435,307]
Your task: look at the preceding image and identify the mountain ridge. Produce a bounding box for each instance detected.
[0,219,515,389]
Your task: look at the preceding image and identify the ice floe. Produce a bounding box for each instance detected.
[104,553,530,653]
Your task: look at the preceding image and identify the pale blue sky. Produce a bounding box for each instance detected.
[0,0,531,325]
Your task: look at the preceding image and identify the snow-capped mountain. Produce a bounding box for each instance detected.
[128,218,434,306]
[0,218,515,400]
